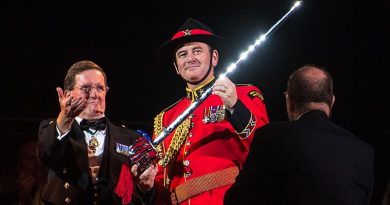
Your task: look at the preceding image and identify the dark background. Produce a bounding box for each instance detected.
[1,0,389,204]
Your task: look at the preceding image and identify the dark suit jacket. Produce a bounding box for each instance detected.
[224,110,375,205]
[37,118,144,205]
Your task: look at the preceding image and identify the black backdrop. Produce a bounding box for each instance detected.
[1,0,389,204]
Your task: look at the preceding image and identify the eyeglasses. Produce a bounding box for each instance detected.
[74,85,109,94]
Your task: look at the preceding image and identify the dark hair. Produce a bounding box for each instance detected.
[287,65,333,109]
[64,60,108,90]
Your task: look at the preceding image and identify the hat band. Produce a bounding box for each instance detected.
[171,29,213,40]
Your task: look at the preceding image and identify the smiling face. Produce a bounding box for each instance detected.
[174,42,218,89]
[68,69,107,120]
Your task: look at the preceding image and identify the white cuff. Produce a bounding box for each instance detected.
[56,125,70,140]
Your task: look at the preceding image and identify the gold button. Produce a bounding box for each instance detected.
[184,172,192,178]
[93,201,97,205]
[185,151,190,156]
[94,185,98,190]
[94,193,99,197]
[63,168,67,174]
[65,197,71,204]
[191,122,195,127]
[183,160,190,166]
[64,182,69,189]
[189,133,193,137]
[186,141,191,146]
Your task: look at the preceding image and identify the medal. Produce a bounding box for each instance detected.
[116,143,133,156]
[217,106,226,122]
[88,136,99,154]
[83,127,100,155]
[202,105,226,123]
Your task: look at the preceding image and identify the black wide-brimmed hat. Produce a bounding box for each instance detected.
[157,18,225,68]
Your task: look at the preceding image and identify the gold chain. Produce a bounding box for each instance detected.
[153,112,165,155]
[153,111,191,188]
[160,118,190,167]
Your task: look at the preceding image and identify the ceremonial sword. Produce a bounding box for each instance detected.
[128,1,303,172]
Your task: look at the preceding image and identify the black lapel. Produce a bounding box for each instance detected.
[98,123,110,185]
[102,119,131,189]
[69,121,90,174]
[70,121,89,173]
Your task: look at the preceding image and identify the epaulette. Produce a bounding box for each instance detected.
[236,83,253,87]
[236,84,264,101]
[159,98,185,113]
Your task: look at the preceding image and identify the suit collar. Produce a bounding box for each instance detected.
[298,110,329,121]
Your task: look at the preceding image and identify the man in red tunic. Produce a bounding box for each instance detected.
[151,18,269,205]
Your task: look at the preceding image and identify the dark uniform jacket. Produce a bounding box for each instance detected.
[37,118,145,205]
[224,110,375,205]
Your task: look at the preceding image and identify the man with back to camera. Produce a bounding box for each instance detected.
[224,65,375,205]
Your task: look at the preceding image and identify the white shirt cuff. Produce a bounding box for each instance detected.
[56,125,70,140]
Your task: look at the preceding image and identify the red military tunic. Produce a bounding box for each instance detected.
[153,79,268,205]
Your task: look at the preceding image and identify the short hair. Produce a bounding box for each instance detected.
[63,60,107,90]
[287,65,333,110]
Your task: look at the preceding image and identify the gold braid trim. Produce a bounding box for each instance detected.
[160,118,191,167]
[164,117,191,188]
[153,112,191,188]
[153,112,165,155]
[185,76,215,102]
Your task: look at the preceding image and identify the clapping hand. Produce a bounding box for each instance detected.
[56,87,88,133]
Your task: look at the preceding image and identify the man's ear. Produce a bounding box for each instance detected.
[212,49,219,67]
[330,95,335,108]
[288,97,295,113]
[173,61,180,75]
[285,95,296,121]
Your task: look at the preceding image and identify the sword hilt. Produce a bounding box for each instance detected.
[129,136,160,173]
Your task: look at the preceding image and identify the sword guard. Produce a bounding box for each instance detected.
[129,135,160,174]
